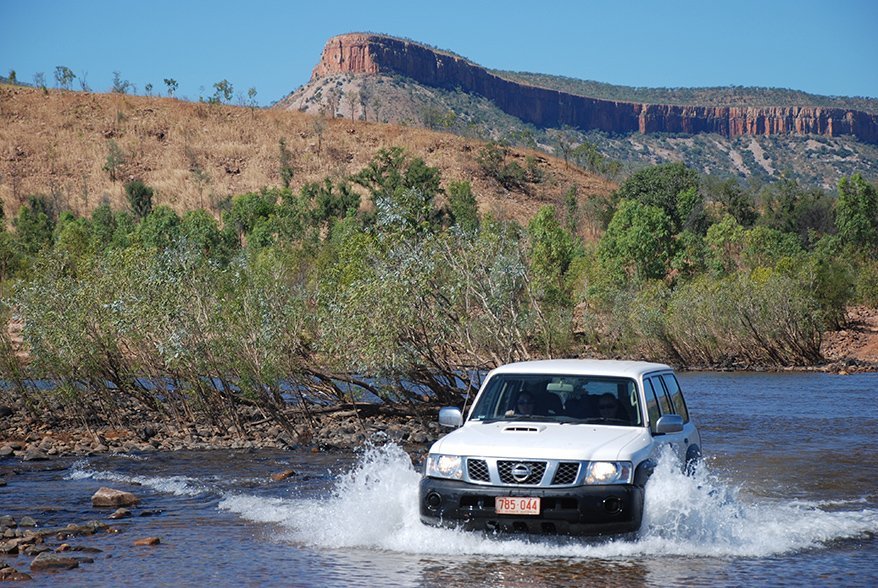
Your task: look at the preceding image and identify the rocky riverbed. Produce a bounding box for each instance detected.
[0,403,444,464]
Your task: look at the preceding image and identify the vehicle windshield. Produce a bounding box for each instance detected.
[469,374,643,427]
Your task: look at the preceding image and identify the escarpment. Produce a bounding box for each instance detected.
[302,33,878,145]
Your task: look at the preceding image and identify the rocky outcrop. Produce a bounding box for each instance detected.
[306,33,878,145]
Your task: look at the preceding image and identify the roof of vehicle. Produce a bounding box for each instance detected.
[488,359,672,379]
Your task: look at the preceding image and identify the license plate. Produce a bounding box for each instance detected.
[495,496,540,515]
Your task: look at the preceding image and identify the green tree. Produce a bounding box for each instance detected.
[223,191,277,243]
[741,225,803,270]
[13,196,55,256]
[703,177,757,227]
[103,140,125,184]
[53,66,75,90]
[528,206,577,304]
[137,206,181,249]
[54,213,94,260]
[181,210,230,259]
[212,79,233,103]
[599,199,674,281]
[354,147,445,234]
[125,180,154,220]
[447,180,480,234]
[91,202,117,249]
[759,178,834,246]
[705,214,746,275]
[163,78,178,97]
[111,71,132,94]
[614,162,701,233]
[835,174,878,249]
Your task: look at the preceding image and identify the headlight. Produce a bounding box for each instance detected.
[584,461,633,485]
[425,454,463,480]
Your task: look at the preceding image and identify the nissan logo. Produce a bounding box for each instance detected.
[511,463,532,482]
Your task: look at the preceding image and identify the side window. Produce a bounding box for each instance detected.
[643,378,662,430]
[649,376,673,415]
[661,374,690,422]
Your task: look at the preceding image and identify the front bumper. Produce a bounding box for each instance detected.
[419,477,644,536]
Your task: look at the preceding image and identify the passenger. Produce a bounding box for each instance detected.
[597,393,626,421]
[515,392,535,416]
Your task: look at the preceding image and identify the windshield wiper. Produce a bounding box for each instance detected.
[578,417,630,425]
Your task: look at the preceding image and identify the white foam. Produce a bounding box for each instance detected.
[219,444,878,559]
[66,460,206,497]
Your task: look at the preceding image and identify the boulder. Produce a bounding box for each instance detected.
[133,536,160,546]
[20,448,48,462]
[91,487,140,508]
[0,445,14,458]
[108,508,131,520]
[0,566,32,582]
[30,552,91,570]
[270,469,297,482]
[18,516,36,528]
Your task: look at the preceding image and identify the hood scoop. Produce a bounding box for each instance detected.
[502,424,544,433]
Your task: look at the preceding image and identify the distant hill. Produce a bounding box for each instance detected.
[494,71,878,114]
[0,84,614,231]
[278,33,878,188]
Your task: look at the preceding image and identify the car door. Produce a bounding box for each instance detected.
[644,373,690,464]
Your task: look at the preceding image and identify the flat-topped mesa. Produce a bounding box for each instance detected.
[311,33,878,145]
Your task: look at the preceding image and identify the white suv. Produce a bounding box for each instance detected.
[419,359,701,536]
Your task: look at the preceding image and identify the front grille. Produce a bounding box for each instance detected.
[497,460,546,485]
[552,462,580,485]
[467,459,490,482]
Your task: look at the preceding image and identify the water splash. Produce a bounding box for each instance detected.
[220,444,878,559]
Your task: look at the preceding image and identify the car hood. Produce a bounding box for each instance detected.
[429,420,652,462]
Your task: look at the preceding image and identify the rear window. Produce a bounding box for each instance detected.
[661,373,690,422]
[648,376,673,415]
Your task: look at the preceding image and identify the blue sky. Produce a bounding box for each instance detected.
[2,0,876,106]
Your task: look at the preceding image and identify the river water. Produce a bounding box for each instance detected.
[2,372,877,587]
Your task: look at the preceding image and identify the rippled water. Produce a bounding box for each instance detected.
[2,372,877,587]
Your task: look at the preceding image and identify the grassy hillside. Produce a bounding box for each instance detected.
[0,84,614,228]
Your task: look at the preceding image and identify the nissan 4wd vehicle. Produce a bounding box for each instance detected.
[419,359,700,536]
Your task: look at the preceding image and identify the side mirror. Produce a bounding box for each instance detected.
[438,407,463,428]
[655,414,684,434]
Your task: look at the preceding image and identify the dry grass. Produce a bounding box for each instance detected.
[0,84,615,232]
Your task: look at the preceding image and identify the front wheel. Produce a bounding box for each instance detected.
[684,444,702,476]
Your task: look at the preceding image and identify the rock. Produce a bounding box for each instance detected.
[22,544,51,556]
[108,508,131,520]
[133,536,160,546]
[0,516,14,529]
[270,469,296,482]
[30,553,77,571]
[138,509,162,517]
[20,448,48,462]
[0,566,32,582]
[0,406,12,418]
[92,487,140,507]
[18,516,36,528]
[0,445,14,458]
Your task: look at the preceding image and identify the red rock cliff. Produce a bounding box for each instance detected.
[310,34,878,145]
